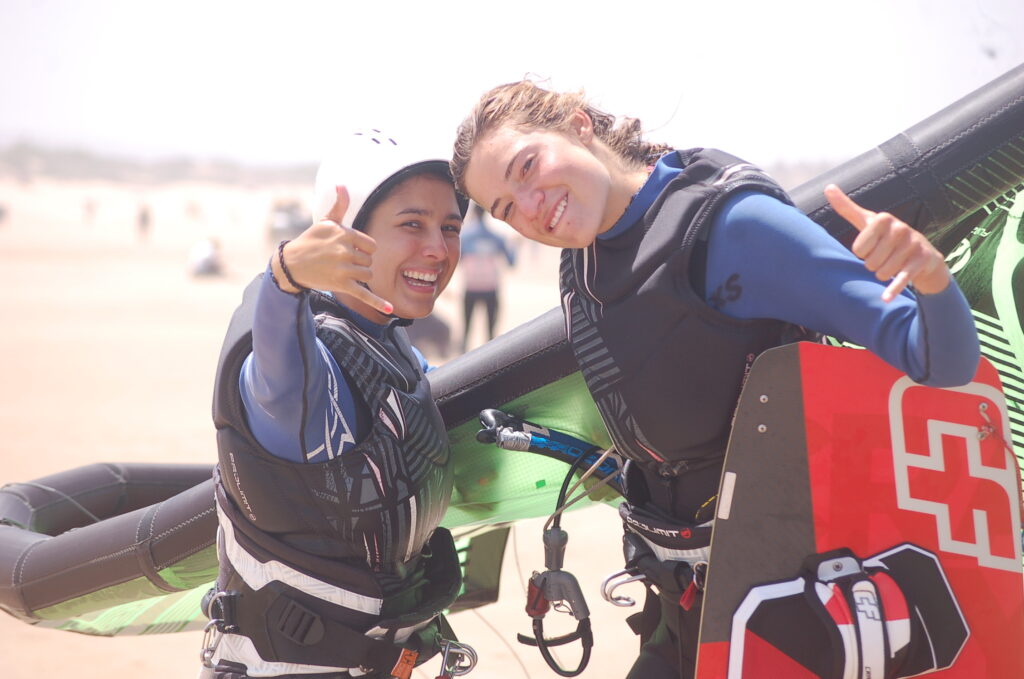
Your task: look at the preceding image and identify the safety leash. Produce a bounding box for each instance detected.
[476,409,622,677]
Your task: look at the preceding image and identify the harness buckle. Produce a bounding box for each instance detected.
[275,596,325,645]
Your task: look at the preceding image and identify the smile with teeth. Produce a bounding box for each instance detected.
[403,270,439,288]
[547,196,567,231]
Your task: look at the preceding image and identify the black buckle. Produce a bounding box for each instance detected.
[202,588,240,634]
[275,597,326,646]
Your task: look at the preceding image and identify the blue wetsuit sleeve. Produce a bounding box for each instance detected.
[239,267,362,461]
[704,191,980,386]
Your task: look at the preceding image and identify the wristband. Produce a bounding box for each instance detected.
[276,240,308,293]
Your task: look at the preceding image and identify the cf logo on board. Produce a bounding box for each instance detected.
[889,378,1022,573]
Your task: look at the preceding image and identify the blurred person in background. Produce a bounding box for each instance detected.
[136,202,151,240]
[81,198,96,227]
[459,201,515,351]
[266,197,310,244]
[187,236,225,277]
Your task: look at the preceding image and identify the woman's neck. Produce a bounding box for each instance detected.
[333,291,389,329]
[600,161,654,235]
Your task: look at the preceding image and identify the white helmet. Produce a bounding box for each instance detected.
[312,128,467,231]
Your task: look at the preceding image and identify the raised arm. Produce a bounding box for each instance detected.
[240,188,388,462]
[705,189,979,387]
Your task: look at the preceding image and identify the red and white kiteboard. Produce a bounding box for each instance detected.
[696,342,1024,679]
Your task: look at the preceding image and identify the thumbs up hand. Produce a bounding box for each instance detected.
[824,184,951,302]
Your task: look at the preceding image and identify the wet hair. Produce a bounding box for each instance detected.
[450,79,671,195]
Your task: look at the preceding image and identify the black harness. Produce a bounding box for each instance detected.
[206,276,461,677]
[559,150,799,678]
[560,149,794,486]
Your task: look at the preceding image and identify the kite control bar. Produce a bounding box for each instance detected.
[475,409,623,495]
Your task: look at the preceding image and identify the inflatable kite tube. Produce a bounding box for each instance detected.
[791,62,1024,247]
[0,464,217,628]
[2,62,1024,636]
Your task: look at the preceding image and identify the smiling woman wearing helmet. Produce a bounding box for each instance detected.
[204,130,470,679]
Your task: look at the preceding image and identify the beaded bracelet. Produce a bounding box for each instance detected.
[277,240,308,292]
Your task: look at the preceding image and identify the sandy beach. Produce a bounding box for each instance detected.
[0,177,642,678]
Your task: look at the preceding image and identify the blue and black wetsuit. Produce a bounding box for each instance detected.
[207,271,460,678]
[559,148,979,679]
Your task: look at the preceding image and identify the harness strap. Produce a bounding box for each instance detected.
[619,502,712,562]
[626,587,662,643]
[207,580,439,672]
[206,526,462,676]
[618,502,710,679]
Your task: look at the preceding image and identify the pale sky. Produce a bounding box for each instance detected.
[1,0,1022,169]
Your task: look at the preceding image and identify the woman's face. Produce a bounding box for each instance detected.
[463,114,622,249]
[358,173,462,322]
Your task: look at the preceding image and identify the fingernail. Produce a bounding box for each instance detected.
[336,185,343,195]
[383,303,393,314]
